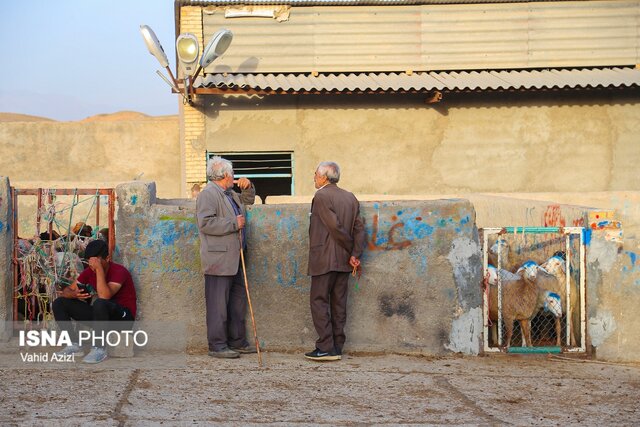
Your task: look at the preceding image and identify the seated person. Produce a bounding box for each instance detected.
[53,240,137,364]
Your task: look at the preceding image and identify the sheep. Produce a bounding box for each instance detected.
[539,255,580,347]
[488,238,518,272]
[486,264,544,348]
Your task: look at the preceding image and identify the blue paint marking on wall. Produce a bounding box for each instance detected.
[414,252,428,276]
[128,217,200,275]
[275,256,308,292]
[0,221,4,233]
[130,195,138,205]
[623,251,638,273]
[583,228,592,246]
[276,215,300,240]
[365,208,439,250]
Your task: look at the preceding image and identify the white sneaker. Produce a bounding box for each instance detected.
[55,343,84,358]
[82,347,108,364]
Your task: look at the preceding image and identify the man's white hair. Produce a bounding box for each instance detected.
[316,161,340,184]
[207,156,233,181]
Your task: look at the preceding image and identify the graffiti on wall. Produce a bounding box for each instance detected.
[127,215,200,279]
[366,205,436,251]
[588,211,623,243]
[622,250,640,286]
[543,204,586,228]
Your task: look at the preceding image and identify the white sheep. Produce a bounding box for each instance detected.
[486,265,541,348]
[539,255,580,347]
[486,263,562,348]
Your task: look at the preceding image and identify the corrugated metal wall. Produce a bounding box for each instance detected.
[199,0,640,72]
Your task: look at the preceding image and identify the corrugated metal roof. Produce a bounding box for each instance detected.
[195,67,640,93]
[179,0,575,5]
[200,1,640,73]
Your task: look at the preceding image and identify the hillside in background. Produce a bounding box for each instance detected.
[0,112,55,122]
[0,111,177,122]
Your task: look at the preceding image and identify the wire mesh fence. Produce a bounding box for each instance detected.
[12,188,115,327]
[481,227,586,353]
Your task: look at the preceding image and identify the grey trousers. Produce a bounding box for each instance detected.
[310,271,350,353]
[204,270,249,352]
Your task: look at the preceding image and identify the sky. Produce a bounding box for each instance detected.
[0,0,178,121]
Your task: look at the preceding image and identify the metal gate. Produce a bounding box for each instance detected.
[481,227,587,353]
[11,188,115,326]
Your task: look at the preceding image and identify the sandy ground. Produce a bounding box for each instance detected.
[1,346,639,426]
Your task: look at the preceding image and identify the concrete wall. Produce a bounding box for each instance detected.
[198,92,640,196]
[1,178,639,360]
[115,182,483,355]
[0,177,13,340]
[111,182,640,361]
[0,114,181,198]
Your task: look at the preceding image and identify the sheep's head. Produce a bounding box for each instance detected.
[517,260,539,282]
[541,255,566,276]
[543,291,562,317]
[486,265,498,286]
[489,239,509,263]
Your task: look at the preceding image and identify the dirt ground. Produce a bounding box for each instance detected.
[1,345,639,426]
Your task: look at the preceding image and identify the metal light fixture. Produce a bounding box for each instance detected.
[139,25,178,92]
[200,29,233,70]
[176,33,199,76]
[140,24,232,103]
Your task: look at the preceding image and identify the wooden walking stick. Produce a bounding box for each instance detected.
[239,229,262,366]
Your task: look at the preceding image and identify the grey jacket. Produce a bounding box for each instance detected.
[196,182,255,276]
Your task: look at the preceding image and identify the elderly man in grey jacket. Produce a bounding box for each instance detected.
[196,156,256,358]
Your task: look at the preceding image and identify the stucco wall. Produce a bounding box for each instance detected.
[199,92,640,196]
[1,178,639,360]
[111,181,640,361]
[115,182,483,356]
[0,115,181,198]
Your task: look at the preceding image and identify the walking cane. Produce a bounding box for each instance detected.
[239,229,262,366]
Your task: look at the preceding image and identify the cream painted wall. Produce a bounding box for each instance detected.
[200,93,640,197]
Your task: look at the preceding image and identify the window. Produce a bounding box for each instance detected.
[207,151,293,202]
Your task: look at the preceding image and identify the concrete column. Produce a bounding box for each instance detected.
[0,177,14,340]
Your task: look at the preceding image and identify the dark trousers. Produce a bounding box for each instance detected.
[310,271,350,353]
[204,270,248,352]
[52,297,133,344]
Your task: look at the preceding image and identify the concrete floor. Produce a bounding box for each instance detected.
[1,348,639,426]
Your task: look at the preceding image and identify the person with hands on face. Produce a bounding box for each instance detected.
[196,156,257,359]
[53,239,137,364]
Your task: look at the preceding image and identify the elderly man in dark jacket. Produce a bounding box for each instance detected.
[306,161,365,361]
[196,156,256,359]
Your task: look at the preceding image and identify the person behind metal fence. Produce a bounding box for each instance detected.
[196,156,257,359]
[52,239,137,364]
[305,161,365,362]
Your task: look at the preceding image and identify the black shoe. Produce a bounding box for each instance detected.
[208,348,239,359]
[304,348,341,361]
[229,344,257,354]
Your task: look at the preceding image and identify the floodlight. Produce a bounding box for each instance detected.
[140,24,177,87]
[140,24,233,104]
[200,29,233,69]
[140,25,169,68]
[176,33,200,76]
